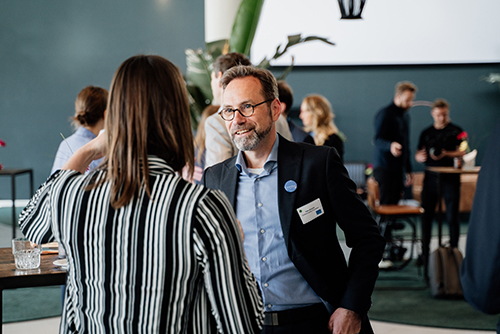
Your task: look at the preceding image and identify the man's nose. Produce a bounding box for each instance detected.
[233,109,247,124]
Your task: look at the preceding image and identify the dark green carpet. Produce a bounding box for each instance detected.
[370,262,499,331]
[3,287,62,323]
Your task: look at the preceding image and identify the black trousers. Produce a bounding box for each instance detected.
[373,167,404,205]
[421,171,460,273]
[260,309,374,334]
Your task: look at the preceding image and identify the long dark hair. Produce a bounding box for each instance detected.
[101,55,194,208]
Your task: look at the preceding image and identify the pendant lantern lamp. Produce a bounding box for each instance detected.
[338,0,366,19]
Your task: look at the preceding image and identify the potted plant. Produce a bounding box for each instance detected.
[185,0,334,128]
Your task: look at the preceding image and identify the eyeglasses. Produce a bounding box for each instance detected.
[219,99,273,121]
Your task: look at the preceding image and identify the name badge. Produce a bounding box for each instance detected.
[296,198,324,225]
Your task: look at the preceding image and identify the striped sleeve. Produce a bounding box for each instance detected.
[194,189,264,334]
[18,169,78,244]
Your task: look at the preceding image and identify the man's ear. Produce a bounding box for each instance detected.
[271,99,281,121]
[216,71,223,86]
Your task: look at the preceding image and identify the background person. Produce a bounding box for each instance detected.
[19,55,263,333]
[373,81,417,204]
[415,99,466,279]
[300,94,344,160]
[203,65,385,334]
[373,81,417,265]
[193,104,219,183]
[277,80,314,144]
[460,119,500,334]
[51,86,107,174]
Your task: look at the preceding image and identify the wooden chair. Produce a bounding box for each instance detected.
[366,177,424,270]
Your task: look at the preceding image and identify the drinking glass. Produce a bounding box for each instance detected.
[12,238,42,270]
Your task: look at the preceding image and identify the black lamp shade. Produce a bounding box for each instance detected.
[338,0,366,19]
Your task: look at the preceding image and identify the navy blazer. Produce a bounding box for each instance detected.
[203,135,385,321]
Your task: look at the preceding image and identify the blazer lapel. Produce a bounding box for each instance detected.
[218,158,239,209]
[277,136,304,244]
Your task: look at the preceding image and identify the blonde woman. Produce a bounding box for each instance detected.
[300,94,345,160]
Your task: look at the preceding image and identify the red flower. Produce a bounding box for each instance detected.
[457,131,468,140]
[0,138,5,147]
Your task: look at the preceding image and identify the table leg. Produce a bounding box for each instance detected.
[0,288,3,333]
[10,176,15,240]
[29,170,34,197]
[437,173,443,247]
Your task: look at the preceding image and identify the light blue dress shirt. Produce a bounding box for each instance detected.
[235,136,322,312]
[51,127,103,175]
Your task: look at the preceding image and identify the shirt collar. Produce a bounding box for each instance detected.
[145,155,175,175]
[235,135,279,176]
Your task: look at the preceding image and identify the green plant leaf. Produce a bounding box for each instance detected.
[185,48,213,103]
[206,39,229,60]
[229,0,265,55]
[256,34,335,70]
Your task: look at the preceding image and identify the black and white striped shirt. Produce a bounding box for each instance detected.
[19,156,263,333]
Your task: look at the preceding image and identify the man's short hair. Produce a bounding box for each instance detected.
[277,81,293,115]
[220,65,278,102]
[213,52,252,75]
[395,81,418,96]
[432,98,449,110]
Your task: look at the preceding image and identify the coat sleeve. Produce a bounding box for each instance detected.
[194,189,264,333]
[460,120,500,315]
[325,148,386,316]
[204,114,236,168]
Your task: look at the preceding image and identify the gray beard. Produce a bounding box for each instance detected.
[232,122,272,151]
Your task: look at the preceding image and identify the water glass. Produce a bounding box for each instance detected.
[12,238,42,270]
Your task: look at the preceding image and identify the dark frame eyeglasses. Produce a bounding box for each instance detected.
[218,99,273,121]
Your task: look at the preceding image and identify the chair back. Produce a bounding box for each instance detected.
[366,177,380,211]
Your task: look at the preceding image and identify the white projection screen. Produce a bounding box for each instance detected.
[251,0,500,66]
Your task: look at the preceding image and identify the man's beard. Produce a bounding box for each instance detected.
[231,121,272,151]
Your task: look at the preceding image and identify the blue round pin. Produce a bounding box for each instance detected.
[284,180,297,193]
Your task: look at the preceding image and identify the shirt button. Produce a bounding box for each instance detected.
[264,283,269,288]
[256,178,261,182]
[260,229,265,234]
[262,257,267,262]
[258,203,263,207]
[267,304,272,309]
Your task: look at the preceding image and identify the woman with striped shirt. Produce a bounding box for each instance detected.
[19,55,263,333]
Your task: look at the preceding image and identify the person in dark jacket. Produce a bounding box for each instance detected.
[277,80,315,145]
[460,119,500,334]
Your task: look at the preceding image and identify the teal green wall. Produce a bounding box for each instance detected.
[0,0,205,198]
[1,1,499,200]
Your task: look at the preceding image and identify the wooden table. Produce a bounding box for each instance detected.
[0,247,66,332]
[426,166,481,245]
[0,169,34,239]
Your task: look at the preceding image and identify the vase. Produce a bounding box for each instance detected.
[462,149,477,170]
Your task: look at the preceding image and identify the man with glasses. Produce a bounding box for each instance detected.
[204,52,292,168]
[203,65,384,334]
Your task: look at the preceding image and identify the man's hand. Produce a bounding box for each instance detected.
[390,142,403,157]
[237,219,244,242]
[430,149,446,161]
[405,173,413,187]
[328,308,361,334]
[415,148,427,163]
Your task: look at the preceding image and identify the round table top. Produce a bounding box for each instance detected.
[426,166,481,174]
